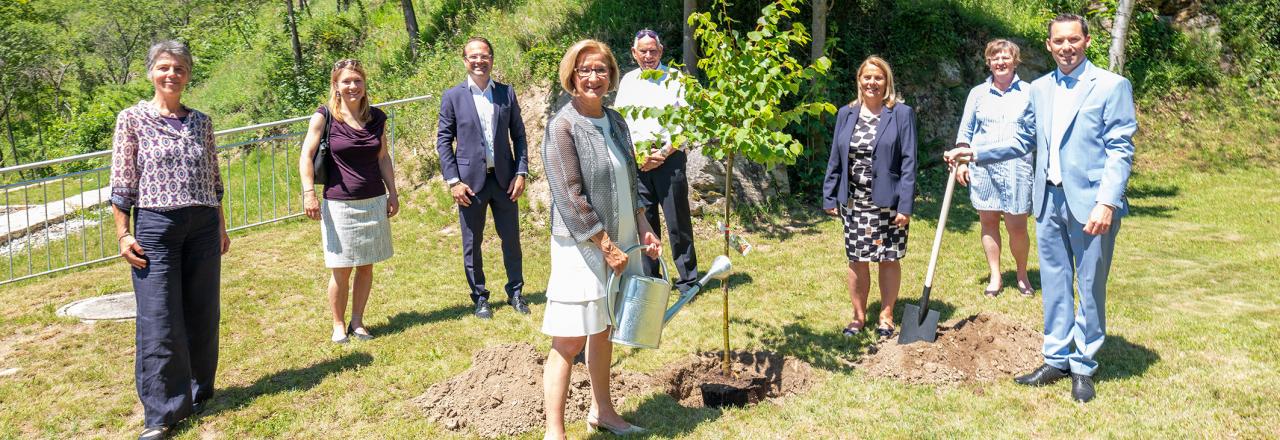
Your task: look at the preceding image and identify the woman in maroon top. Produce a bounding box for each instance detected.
[298,59,399,343]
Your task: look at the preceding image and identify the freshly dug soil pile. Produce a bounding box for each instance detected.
[860,312,1042,385]
[655,351,816,408]
[414,343,648,438]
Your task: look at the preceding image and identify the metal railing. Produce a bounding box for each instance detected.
[0,94,432,286]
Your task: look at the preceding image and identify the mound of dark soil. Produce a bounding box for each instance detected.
[414,343,647,438]
[655,350,817,408]
[860,312,1042,384]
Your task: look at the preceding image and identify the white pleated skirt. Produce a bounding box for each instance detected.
[321,195,393,268]
[540,234,642,337]
[541,297,611,337]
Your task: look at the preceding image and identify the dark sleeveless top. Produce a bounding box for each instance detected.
[318,106,388,200]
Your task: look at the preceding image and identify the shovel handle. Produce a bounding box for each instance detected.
[920,166,959,309]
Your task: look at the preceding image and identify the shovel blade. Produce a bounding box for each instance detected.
[898,304,940,344]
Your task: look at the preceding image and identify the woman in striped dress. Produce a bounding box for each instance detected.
[953,40,1035,298]
[298,59,399,343]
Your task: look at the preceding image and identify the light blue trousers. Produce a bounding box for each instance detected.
[1036,185,1120,376]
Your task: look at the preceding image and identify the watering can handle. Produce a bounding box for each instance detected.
[604,244,670,328]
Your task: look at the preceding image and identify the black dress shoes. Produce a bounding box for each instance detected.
[474,299,493,319]
[507,296,531,315]
[1014,364,1070,386]
[1071,373,1096,403]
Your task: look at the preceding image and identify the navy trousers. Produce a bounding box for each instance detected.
[458,171,523,303]
[637,151,700,292]
[132,206,221,428]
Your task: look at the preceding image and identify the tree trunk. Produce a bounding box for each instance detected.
[811,0,829,63]
[720,151,733,376]
[683,0,698,75]
[1109,0,1135,73]
[285,0,304,71]
[401,0,420,60]
[4,109,24,179]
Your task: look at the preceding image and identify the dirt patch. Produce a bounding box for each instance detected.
[860,312,1042,385]
[416,345,818,437]
[414,343,648,439]
[654,351,816,408]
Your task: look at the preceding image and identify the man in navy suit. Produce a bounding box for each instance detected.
[437,36,530,319]
[947,14,1137,402]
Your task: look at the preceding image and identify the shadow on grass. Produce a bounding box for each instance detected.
[1096,334,1160,382]
[757,320,872,371]
[367,304,473,337]
[969,269,1043,293]
[176,351,374,434]
[602,393,720,440]
[870,297,960,329]
[1124,180,1180,218]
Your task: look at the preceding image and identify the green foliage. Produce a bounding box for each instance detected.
[632,0,836,166]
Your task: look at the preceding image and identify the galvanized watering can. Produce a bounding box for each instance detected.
[606,245,732,349]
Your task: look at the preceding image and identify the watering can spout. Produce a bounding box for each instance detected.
[662,255,732,323]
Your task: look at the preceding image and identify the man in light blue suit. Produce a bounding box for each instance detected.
[946,13,1137,403]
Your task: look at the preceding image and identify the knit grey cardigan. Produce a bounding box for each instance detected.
[543,103,644,244]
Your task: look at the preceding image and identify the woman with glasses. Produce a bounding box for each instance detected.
[110,40,229,439]
[541,39,661,439]
[298,59,399,343]
[952,39,1035,298]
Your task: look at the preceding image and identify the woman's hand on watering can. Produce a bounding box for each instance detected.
[601,240,629,274]
[641,231,662,259]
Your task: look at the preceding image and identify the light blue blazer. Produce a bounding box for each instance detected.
[976,60,1137,221]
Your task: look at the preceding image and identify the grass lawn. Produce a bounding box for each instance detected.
[1,167,1277,438]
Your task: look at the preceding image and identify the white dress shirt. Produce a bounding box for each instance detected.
[1048,64,1086,185]
[614,64,685,154]
[468,76,496,168]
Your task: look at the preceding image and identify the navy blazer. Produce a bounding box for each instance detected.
[436,80,530,191]
[821,103,918,214]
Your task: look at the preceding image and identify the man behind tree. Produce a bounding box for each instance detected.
[436,37,530,319]
[615,29,700,294]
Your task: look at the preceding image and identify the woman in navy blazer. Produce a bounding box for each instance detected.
[821,56,917,338]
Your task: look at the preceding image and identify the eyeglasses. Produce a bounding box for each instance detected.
[465,54,493,62]
[334,59,361,69]
[575,67,610,78]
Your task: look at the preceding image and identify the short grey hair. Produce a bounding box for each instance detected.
[145,40,194,74]
[633,29,662,48]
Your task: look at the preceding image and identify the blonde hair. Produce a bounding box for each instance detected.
[558,39,620,96]
[984,39,1022,65]
[852,56,898,108]
[326,59,371,124]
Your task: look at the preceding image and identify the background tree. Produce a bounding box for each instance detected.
[401,0,421,61]
[635,0,834,375]
[1109,0,1135,73]
[683,0,698,75]
[285,0,304,71]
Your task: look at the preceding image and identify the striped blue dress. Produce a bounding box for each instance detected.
[955,76,1033,214]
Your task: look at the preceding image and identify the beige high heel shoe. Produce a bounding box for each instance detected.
[585,414,647,435]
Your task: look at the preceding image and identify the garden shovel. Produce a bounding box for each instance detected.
[899,165,959,344]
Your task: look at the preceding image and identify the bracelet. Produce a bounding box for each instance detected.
[117,233,132,243]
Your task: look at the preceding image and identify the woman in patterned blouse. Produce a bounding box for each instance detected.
[109,40,229,440]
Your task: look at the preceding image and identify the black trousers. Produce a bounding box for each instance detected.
[131,206,221,428]
[637,150,699,292]
[458,171,523,303]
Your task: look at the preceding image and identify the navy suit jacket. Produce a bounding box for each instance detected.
[822,103,918,215]
[436,80,529,191]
